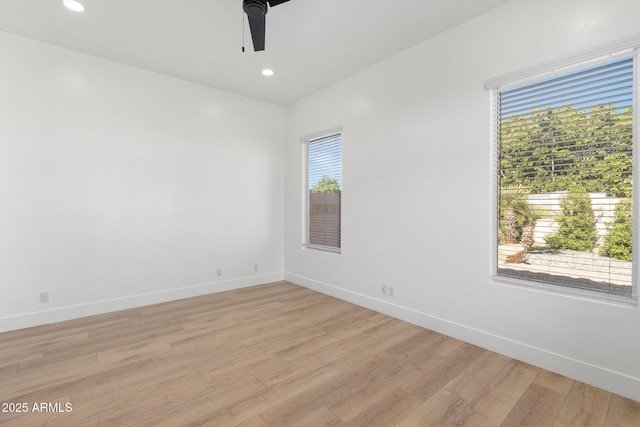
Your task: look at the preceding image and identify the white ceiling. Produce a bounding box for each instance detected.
[0,0,511,106]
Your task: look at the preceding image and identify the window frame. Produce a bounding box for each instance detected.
[301,128,343,254]
[488,43,640,304]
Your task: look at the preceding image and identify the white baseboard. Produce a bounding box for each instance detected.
[285,272,640,403]
[0,272,285,333]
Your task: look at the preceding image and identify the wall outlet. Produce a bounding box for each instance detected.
[40,291,49,303]
[216,268,222,277]
[381,285,387,296]
[253,264,259,272]
[388,286,394,297]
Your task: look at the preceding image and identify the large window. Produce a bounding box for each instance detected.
[492,52,637,301]
[302,132,342,252]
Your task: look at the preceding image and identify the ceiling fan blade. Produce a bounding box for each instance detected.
[247,14,266,51]
[267,0,290,6]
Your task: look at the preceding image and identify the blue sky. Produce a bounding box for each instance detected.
[308,134,342,189]
[500,55,634,118]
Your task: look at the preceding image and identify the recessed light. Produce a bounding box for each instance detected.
[262,69,274,77]
[62,0,85,12]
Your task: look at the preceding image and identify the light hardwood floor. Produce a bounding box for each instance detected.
[0,281,638,426]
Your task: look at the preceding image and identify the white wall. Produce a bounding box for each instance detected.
[284,0,640,401]
[0,31,285,331]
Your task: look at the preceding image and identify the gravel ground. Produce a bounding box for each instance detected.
[499,248,633,298]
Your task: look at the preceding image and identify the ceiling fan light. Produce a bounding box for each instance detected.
[62,0,85,12]
[262,69,274,77]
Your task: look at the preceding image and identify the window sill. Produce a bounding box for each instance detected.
[491,274,638,308]
[302,244,341,255]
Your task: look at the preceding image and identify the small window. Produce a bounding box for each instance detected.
[302,132,342,252]
[493,53,637,300]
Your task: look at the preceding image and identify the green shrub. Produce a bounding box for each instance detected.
[544,234,563,249]
[544,188,598,252]
[599,199,632,261]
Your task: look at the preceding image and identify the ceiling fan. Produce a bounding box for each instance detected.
[243,0,290,52]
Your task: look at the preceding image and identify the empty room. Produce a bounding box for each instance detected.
[1,0,640,425]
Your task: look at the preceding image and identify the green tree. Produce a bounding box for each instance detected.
[519,202,545,251]
[498,184,528,244]
[499,105,632,197]
[599,199,632,261]
[545,188,598,252]
[585,107,633,197]
[312,175,340,193]
[528,106,579,192]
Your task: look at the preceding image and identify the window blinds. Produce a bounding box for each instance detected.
[496,55,636,299]
[302,133,342,251]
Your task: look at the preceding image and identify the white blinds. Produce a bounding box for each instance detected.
[495,54,636,300]
[303,133,342,251]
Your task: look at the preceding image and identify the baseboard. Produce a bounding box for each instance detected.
[285,272,640,402]
[0,272,285,333]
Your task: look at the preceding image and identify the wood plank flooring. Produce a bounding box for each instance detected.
[0,281,638,426]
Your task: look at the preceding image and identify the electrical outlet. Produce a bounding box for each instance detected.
[388,286,394,297]
[40,291,49,303]
[253,264,258,272]
[381,285,387,296]
[216,268,222,277]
